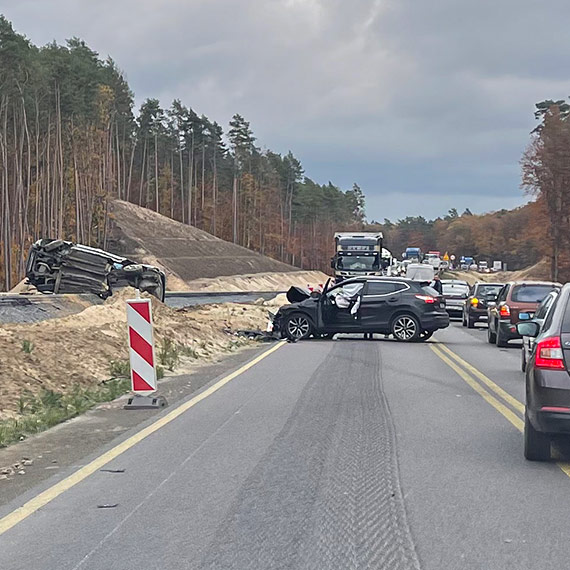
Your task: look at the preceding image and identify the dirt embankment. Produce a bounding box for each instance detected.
[182,270,330,292]
[445,259,553,286]
[106,200,300,287]
[0,288,284,420]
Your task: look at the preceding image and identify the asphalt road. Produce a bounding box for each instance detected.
[3,321,570,569]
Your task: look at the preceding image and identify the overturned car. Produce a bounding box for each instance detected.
[272,276,449,342]
[26,239,166,301]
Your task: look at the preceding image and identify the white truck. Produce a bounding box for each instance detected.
[331,232,385,283]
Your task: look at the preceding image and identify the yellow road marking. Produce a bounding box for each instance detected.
[436,343,525,415]
[0,341,286,537]
[431,343,570,477]
[430,344,524,431]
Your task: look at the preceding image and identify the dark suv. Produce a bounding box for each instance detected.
[273,276,449,342]
[487,281,560,347]
[518,283,570,460]
[462,282,503,328]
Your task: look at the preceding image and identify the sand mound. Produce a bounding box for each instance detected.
[106,200,298,287]
[182,270,329,292]
[0,287,275,419]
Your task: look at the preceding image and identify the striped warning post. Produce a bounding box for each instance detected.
[126,298,157,393]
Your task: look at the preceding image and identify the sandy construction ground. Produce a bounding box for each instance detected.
[0,288,287,419]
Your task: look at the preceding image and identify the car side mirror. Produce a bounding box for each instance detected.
[518,312,531,321]
[516,321,540,337]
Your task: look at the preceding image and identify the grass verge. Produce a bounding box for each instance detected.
[0,379,130,449]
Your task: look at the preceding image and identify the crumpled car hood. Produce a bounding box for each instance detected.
[286,286,313,303]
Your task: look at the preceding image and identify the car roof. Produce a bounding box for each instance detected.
[474,282,503,287]
[505,281,562,286]
[441,279,469,285]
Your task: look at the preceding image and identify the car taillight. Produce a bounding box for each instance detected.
[535,337,565,370]
[415,295,436,304]
[499,304,510,318]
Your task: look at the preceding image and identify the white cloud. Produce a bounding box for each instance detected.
[2,0,570,220]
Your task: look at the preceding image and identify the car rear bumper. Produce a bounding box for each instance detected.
[466,307,488,320]
[498,320,521,340]
[535,410,570,434]
[420,312,450,331]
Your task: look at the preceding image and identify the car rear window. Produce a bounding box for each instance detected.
[442,284,469,297]
[476,284,502,297]
[511,284,557,303]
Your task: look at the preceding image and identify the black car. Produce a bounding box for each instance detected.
[273,277,449,342]
[26,239,166,301]
[518,283,570,460]
[462,282,503,328]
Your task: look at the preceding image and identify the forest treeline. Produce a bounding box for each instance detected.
[0,17,364,290]
[1,16,563,291]
[367,200,547,272]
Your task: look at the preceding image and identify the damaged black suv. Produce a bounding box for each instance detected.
[26,239,166,301]
[273,276,449,342]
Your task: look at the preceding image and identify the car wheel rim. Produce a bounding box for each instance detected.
[394,317,416,340]
[288,317,309,338]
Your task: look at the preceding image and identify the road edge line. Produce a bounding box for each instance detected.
[430,344,524,432]
[0,340,287,537]
[436,343,525,415]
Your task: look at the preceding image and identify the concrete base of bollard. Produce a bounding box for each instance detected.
[123,394,168,410]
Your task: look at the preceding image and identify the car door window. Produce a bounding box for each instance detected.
[536,294,555,319]
[497,285,508,302]
[365,282,398,296]
[328,282,364,308]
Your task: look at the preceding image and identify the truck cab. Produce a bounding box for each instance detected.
[332,232,385,283]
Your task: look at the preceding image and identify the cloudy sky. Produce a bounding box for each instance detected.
[2,0,569,221]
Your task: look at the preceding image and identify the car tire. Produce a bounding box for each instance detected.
[496,327,508,348]
[524,410,551,461]
[467,315,475,329]
[417,330,434,342]
[487,321,497,344]
[284,313,313,341]
[392,314,420,342]
[521,348,527,373]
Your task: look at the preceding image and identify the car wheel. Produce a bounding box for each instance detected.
[521,347,527,373]
[392,314,420,342]
[496,327,508,348]
[524,410,550,461]
[487,321,497,344]
[467,315,475,329]
[285,313,313,341]
[417,330,434,342]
